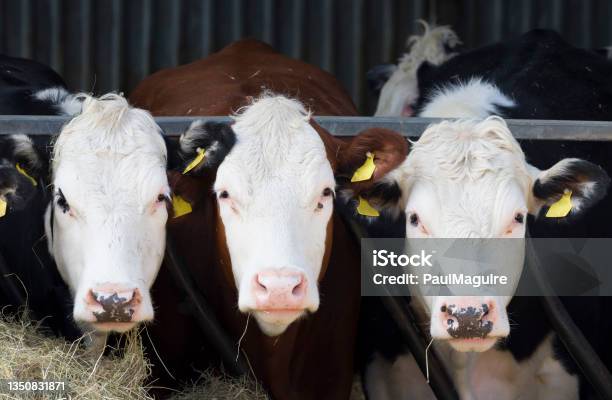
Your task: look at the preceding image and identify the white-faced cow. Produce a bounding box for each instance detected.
[362,26,612,399]
[45,93,169,339]
[129,39,408,399]
[352,116,609,399]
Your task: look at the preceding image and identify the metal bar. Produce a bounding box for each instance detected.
[2,116,612,141]
[336,204,459,400]
[381,296,459,400]
[525,234,612,398]
[164,237,248,375]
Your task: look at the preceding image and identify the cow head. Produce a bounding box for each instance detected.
[45,94,169,333]
[0,135,44,215]
[177,94,408,336]
[342,117,609,352]
[374,21,460,116]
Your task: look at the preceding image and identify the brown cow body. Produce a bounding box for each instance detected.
[131,39,357,117]
[131,40,366,399]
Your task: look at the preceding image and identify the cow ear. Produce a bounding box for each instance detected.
[7,134,44,181]
[530,158,610,218]
[177,121,237,175]
[337,128,409,218]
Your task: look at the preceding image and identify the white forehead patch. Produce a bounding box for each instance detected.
[51,93,167,206]
[216,95,333,197]
[402,117,529,184]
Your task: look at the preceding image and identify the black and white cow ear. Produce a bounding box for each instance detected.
[0,136,43,216]
[3,134,44,180]
[177,121,237,175]
[336,128,409,219]
[530,158,610,219]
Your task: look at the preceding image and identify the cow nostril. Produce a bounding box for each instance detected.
[86,289,100,306]
[292,279,305,297]
[482,303,489,317]
[255,277,268,292]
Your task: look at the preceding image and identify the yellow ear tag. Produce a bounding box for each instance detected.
[0,199,6,218]
[546,189,573,218]
[15,163,37,186]
[172,195,193,218]
[182,148,206,175]
[357,196,380,217]
[351,152,376,182]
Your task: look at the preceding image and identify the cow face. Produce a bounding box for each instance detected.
[343,117,609,352]
[0,135,43,214]
[45,94,169,333]
[178,95,408,337]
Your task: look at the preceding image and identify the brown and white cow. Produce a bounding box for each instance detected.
[130,39,408,399]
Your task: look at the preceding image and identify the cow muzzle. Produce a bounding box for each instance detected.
[240,267,319,336]
[76,284,152,332]
[430,297,509,352]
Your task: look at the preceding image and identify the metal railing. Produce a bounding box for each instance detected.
[2,116,612,140]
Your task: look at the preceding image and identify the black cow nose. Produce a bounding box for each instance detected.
[444,303,493,339]
[89,290,137,323]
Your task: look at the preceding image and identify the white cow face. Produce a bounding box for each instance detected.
[178,96,410,338]
[179,96,335,337]
[344,117,609,352]
[45,94,169,333]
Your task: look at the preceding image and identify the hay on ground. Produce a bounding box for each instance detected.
[0,313,152,400]
[170,370,269,400]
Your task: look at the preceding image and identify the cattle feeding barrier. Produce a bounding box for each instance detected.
[3,116,612,140]
[2,116,612,400]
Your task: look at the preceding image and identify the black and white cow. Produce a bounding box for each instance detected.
[0,55,82,337]
[361,28,612,399]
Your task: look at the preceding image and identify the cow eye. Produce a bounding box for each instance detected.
[514,213,524,224]
[56,189,70,213]
[218,190,230,199]
[322,187,333,197]
[409,212,419,227]
[157,194,168,203]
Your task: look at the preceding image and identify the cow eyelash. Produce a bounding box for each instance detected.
[157,193,171,204]
[55,189,70,213]
[514,213,525,224]
[409,213,419,227]
[322,187,334,197]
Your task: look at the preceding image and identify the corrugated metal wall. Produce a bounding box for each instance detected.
[1,0,611,114]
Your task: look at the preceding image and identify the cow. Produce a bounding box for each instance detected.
[0,55,81,337]
[360,27,612,399]
[353,117,610,399]
[0,54,81,116]
[129,39,409,399]
[371,21,461,117]
[43,93,170,346]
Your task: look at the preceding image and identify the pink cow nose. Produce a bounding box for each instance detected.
[85,285,142,323]
[253,268,307,310]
